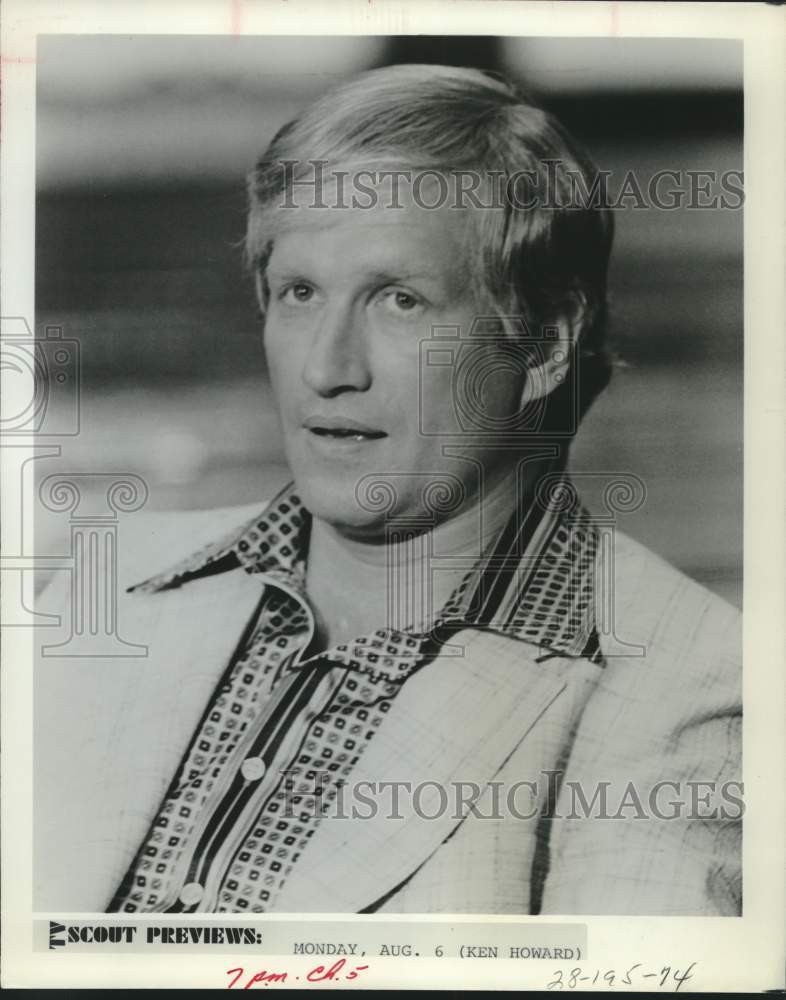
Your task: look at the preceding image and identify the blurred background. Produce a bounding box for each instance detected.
[34,35,743,605]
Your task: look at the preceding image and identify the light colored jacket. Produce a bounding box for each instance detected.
[34,496,741,916]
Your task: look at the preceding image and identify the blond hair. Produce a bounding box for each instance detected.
[246,63,615,427]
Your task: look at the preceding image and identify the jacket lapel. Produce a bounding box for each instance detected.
[274,628,601,912]
[34,567,266,912]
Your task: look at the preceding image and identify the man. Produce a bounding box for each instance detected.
[34,64,741,915]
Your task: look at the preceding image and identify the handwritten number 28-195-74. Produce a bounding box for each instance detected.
[546,963,696,991]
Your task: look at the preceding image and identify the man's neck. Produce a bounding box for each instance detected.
[303,464,531,651]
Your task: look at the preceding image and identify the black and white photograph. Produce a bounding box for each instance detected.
[2,1,784,992]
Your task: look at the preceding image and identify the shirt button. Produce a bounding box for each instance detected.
[241,756,267,781]
[179,882,204,906]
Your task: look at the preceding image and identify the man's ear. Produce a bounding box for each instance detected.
[517,292,588,408]
[254,269,264,310]
[254,269,269,324]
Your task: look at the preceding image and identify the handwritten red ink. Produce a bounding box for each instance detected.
[227,961,369,989]
[309,959,370,982]
[227,966,288,988]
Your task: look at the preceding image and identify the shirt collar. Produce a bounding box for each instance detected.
[130,479,601,663]
[128,483,308,595]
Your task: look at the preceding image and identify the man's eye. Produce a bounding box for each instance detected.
[281,283,314,303]
[380,289,423,314]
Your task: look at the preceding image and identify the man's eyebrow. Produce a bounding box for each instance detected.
[363,268,444,285]
[265,266,308,281]
[266,265,445,285]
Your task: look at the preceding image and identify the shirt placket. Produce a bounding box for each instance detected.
[159,574,319,912]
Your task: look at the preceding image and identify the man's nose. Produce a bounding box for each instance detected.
[301,303,372,396]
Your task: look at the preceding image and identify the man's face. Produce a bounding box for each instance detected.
[262,195,526,537]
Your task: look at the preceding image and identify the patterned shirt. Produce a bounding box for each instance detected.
[108,479,602,914]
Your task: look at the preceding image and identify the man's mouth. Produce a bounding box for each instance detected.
[303,417,387,442]
[311,428,386,441]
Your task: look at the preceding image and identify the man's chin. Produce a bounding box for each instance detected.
[291,477,389,540]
